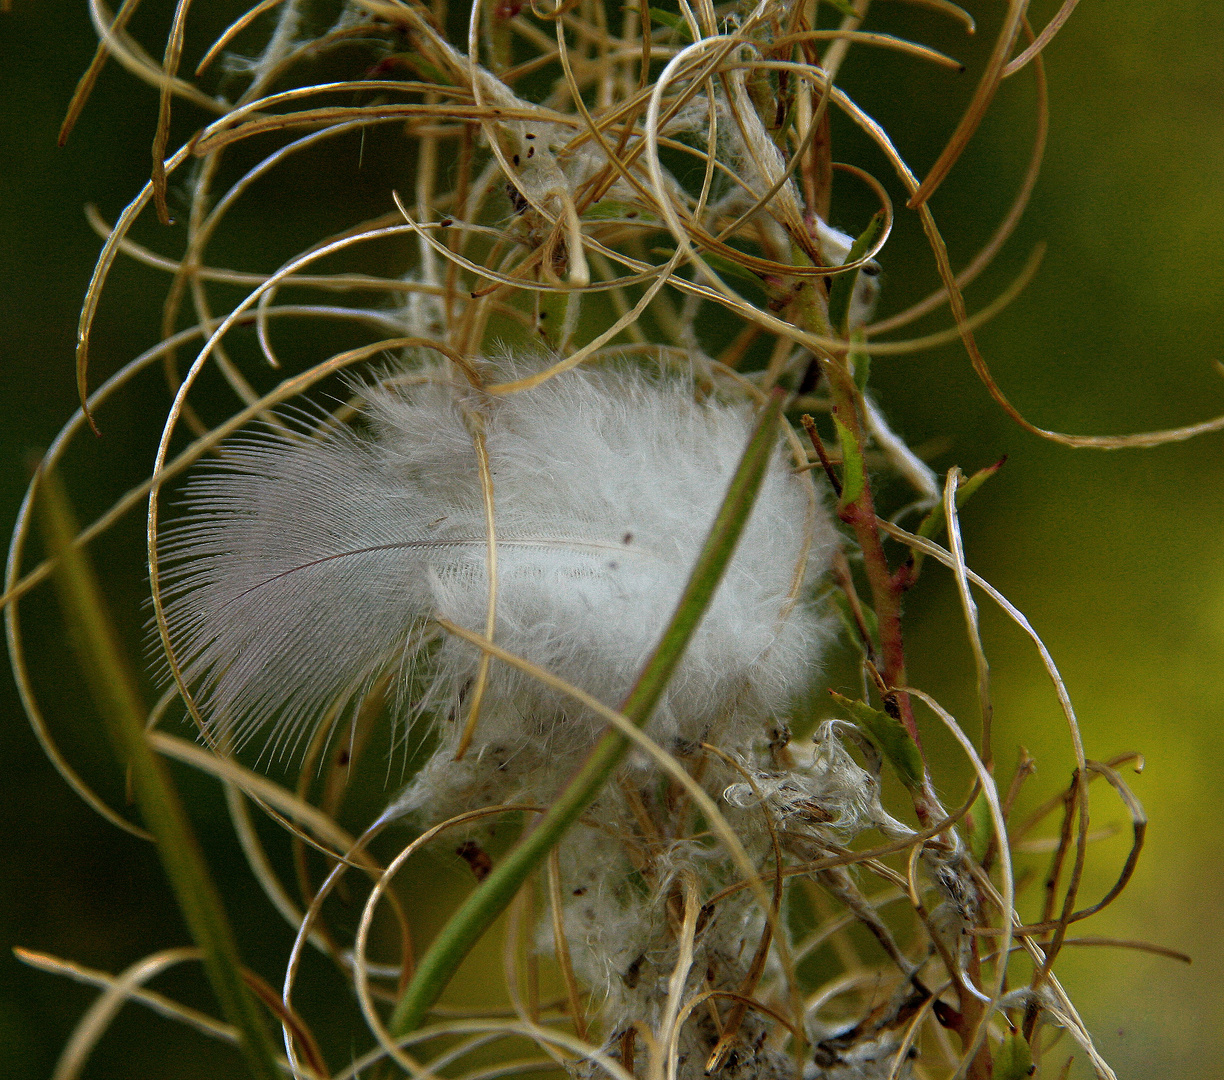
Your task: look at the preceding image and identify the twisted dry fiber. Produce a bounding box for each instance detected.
[7,1,1187,1077]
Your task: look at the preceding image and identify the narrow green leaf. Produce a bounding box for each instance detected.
[826,211,884,334]
[649,7,693,41]
[909,456,1006,579]
[390,393,787,1036]
[832,413,866,510]
[701,250,762,285]
[651,246,761,285]
[831,591,878,656]
[830,690,924,791]
[36,467,282,1080]
[915,458,1005,541]
[966,788,993,863]
[850,328,871,392]
[774,96,798,142]
[400,52,449,85]
[823,0,860,18]
[585,200,657,223]
[993,1032,1035,1079]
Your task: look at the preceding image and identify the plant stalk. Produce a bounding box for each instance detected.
[790,284,922,749]
[36,466,283,1080]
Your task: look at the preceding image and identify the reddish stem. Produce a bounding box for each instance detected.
[808,390,920,748]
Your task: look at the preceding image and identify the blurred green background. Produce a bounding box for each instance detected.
[2,1,1222,1077]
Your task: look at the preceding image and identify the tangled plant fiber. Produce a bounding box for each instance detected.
[5,1,1211,1079]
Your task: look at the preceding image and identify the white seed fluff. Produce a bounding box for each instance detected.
[157,362,837,773]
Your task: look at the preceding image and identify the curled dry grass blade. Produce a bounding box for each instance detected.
[17,2,1208,1077]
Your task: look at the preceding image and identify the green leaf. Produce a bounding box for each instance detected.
[585,200,657,223]
[401,52,449,85]
[823,0,860,18]
[832,591,878,656]
[915,458,1005,541]
[830,691,924,791]
[36,468,282,1080]
[702,250,762,285]
[652,246,761,285]
[966,788,994,863]
[909,457,1006,579]
[994,1033,1035,1080]
[649,7,693,41]
[389,393,787,1036]
[826,210,884,334]
[850,328,871,392]
[832,413,865,510]
[774,95,798,142]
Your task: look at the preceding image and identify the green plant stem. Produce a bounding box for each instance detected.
[807,387,994,1077]
[790,283,995,1078]
[825,380,920,743]
[389,391,786,1036]
[790,285,922,747]
[36,466,283,1080]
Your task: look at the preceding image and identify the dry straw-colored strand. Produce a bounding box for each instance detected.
[11,2,1208,1079]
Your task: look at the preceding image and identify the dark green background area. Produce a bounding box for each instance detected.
[2,2,1222,1077]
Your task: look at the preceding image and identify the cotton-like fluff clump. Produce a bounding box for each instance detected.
[723,721,914,843]
[548,816,795,1080]
[157,362,837,787]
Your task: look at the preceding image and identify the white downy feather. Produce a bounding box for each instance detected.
[157,362,838,781]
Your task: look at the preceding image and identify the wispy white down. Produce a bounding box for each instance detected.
[157,362,837,771]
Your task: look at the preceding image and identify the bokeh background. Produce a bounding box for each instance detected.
[2,1,1221,1077]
